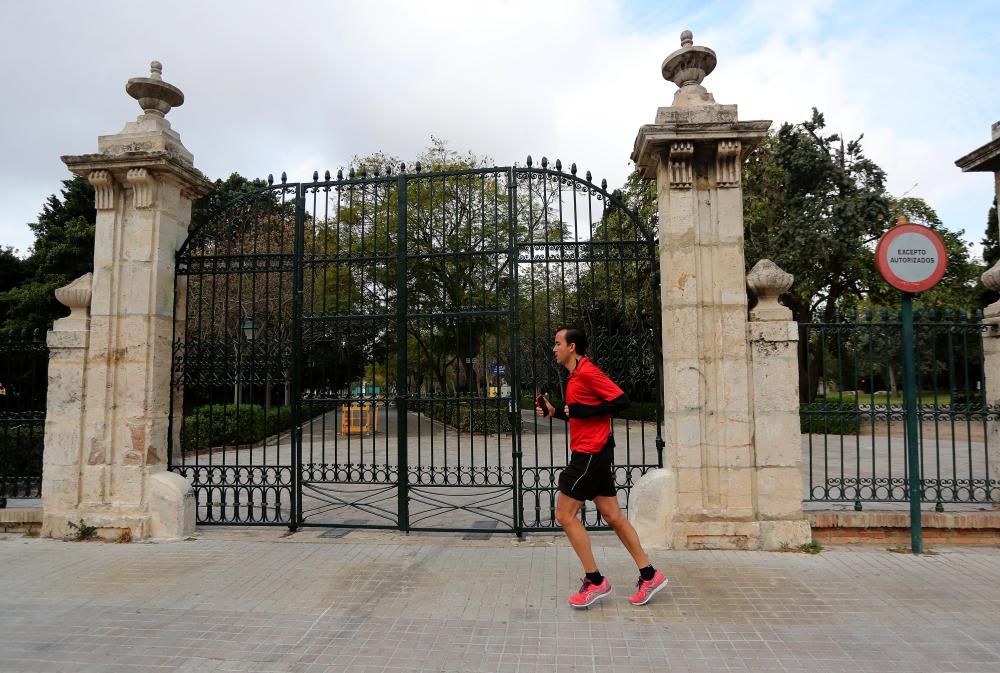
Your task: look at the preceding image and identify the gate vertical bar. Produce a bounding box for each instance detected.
[396,173,410,532]
[901,292,922,553]
[291,183,306,530]
[507,168,523,537]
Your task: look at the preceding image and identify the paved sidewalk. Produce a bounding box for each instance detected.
[1,528,999,673]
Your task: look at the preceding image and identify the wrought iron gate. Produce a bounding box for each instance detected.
[0,329,48,507]
[169,161,663,532]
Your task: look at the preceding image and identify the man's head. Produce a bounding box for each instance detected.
[553,326,587,368]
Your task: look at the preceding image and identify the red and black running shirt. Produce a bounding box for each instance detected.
[554,356,629,454]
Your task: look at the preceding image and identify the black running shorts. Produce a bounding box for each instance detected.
[558,436,616,501]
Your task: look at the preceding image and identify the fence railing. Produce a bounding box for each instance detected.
[800,309,999,509]
[0,329,48,506]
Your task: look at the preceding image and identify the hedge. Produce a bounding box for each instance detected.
[180,404,293,451]
[415,401,512,434]
[0,423,44,476]
[799,400,860,435]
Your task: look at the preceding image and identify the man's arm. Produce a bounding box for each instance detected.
[568,392,630,418]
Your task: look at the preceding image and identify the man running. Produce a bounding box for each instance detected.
[536,326,667,608]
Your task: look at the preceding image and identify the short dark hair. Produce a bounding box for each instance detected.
[554,325,588,356]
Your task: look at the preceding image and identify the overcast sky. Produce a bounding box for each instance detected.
[1,0,997,259]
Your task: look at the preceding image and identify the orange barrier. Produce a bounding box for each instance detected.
[341,403,379,435]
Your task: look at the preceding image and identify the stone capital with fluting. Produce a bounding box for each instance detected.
[748,259,794,321]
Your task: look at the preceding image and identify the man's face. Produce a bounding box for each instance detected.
[552,330,575,368]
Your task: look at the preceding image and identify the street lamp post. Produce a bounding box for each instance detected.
[235,318,257,406]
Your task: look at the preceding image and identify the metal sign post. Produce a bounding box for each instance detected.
[874,219,948,554]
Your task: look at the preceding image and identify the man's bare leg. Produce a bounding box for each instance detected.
[593,494,650,569]
[555,493,598,572]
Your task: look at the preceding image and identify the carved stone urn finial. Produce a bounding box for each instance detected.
[126,61,184,118]
[54,273,93,321]
[747,260,793,321]
[661,30,718,107]
[983,261,1000,294]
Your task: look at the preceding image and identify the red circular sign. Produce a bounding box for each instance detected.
[874,223,948,293]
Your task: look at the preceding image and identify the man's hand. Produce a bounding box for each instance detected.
[535,395,555,417]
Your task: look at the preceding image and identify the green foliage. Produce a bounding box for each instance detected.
[798,540,823,554]
[0,177,96,331]
[0,247,29,293]
[618,401,658,422]
[414,400,512,434]
[744,109,893,323]
[67,519,98,540]
[983,197,999,267]
[0,424,44,478]
[982,198,999,306]
[799,399,860,434]
[180,404,293,451]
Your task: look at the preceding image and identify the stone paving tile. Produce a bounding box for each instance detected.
[0,530,999,672]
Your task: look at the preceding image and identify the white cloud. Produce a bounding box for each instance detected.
[0,0,996,262]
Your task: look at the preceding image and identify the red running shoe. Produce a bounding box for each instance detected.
[630,570,668,605]
[568,577,612,608]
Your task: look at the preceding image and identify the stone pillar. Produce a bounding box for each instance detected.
[980,266,1000,506]
[957,122,1000,508]
[41,275,92,517]
[42,62,212,540]
[631,32,800,549]
[747,260,811,546]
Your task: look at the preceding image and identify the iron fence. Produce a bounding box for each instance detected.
[800,309,999,508]
[0,329,48,506]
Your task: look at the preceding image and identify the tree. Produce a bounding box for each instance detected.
[744,110,897,400]
[333,140,515,395]
[982,197,999,267]
[0,176,96,331]
[744,109,894,325]
[981,197,999,307]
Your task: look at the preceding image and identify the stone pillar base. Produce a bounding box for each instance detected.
[670,519,811,550]
[43,510,151,541]
[759,519,812,549]
[628,468,676,549]
[148,471,195,540]
[671,520,761,550]
[42,471,194,541]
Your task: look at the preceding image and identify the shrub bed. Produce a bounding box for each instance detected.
[800,400,861,435]
[415,400,512,434]
[181,404,294,451]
